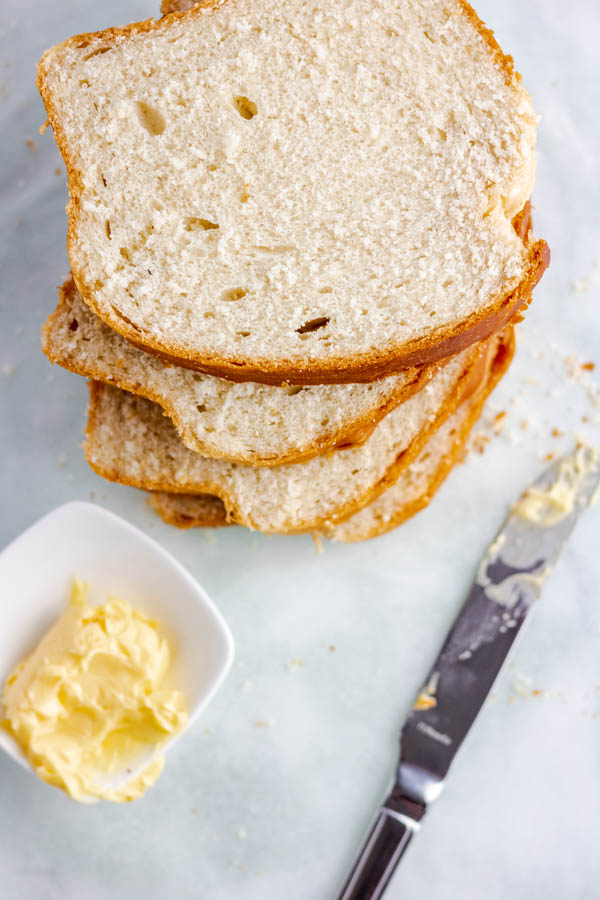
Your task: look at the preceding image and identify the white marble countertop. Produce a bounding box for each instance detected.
[1,1,599,897]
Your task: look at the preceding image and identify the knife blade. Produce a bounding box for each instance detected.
[336,445,600,900]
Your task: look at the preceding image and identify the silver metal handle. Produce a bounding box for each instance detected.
[335,808,418,900]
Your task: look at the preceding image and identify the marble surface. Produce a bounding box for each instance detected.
[1,1,599,897]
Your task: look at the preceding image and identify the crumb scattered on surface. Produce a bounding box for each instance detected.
[288,658,305,671]
[58,454,67,467]
[25,137,38,151]
[329,645,336,652]
[312,532,324,554]
[54,167,62,176]
[572,279,590,294]
[2,362,16,376]
[256,720,275,728]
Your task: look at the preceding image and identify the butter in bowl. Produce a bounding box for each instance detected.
[0,502,234,803]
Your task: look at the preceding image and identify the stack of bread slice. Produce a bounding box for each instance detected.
[38,0,549,541]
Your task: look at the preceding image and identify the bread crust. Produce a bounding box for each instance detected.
[148,491,228,527]
[43,279,441,467]
[84,331,511,534]
[37,4,548,385]
[325,331,513,540]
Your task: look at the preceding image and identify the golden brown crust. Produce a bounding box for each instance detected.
[43,278,442,466]
[83,334,509,534]
[325,326,514,540]
[148,491,228,527]
[38,4,548,386]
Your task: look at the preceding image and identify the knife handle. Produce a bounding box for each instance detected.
[335,809,417,900]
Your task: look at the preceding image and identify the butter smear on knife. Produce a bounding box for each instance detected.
[1,580,187,803]
[512,445,600,527]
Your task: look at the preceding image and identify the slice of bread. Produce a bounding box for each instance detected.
[43,279,439,466]
[38,2,548,384]
[83,333,510,534]
[147,358,497,539]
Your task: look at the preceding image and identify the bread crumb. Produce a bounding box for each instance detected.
[329,644,336,652]
[572,279,589,294]
[288,658,305,671]
[582,362,595,371]
[237,828,247,840]
[2,362,16,376]
[54,167,62,176]
[470,433,490,454]
[255,719,275,728]
[25,137,38,151]
[58,454,67,467]
[39,118,50,135]
[551,428,563,438]
[312,532,324,553]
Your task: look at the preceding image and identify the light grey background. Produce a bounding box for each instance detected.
[1,1,599,898]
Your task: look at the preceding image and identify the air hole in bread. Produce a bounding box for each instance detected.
[101,174,107,187]
[79,79,91,88]
[321,417,330,427]
[233,96,258,120]
[83,46,111,61]
[69,318,79,332]
[423,30,435,43]
[296,316,330,334]
[360,309,368,316]
[284,385,304,396]
[105,220,112,240]
[203,311,215,319]
[120,247,131,263]
[204,426,215,434]
[236,330,251,337]
[196,403,206,413]
[184,217,219,232]
[240,185,250,203]
[319,287,333,294]
[135,101,166,136]
[222,288,247,302]
[436,128,447,141]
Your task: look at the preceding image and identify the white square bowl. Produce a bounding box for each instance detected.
[0,501,234,795]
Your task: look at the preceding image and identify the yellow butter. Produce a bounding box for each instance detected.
[1,580,187,803]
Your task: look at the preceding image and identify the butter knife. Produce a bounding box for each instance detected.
[336,445,600,900]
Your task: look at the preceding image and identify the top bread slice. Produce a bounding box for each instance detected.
[38,0,549,384]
